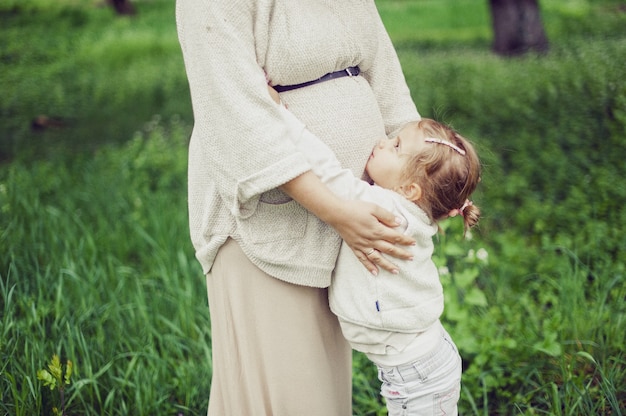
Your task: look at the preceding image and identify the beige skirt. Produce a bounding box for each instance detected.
[205,238,352,416]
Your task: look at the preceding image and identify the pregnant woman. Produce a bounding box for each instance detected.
[176,1,420,414]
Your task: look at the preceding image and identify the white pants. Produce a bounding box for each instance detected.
[376,329,462,416]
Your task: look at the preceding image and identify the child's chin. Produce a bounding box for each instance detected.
[362,170,374,185]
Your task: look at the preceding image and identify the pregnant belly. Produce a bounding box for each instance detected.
[279,75,385,177]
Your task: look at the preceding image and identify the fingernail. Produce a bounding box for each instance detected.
[370,269,378,276]
[392,269,399,275]
[395,217,403,226]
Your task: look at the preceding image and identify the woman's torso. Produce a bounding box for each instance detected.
[188,0,415,286]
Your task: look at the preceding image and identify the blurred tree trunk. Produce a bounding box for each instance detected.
[489,0,549,56]
[108,0,136,16]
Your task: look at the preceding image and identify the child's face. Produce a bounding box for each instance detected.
[365,123,426,190]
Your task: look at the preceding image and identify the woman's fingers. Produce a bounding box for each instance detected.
[362,248,399,275]
[326,200,415,274]
[355,249,378,275]
[375,231,414,260]
[370,205,415,247]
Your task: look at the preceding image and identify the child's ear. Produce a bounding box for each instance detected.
[398,183,422,202]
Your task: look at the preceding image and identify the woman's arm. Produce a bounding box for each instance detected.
[268,86,414,274]
[177,0,310,208]
[281,172,413,275]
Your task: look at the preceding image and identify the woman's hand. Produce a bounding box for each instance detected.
[281,171,414,275]
[325,199,414,275]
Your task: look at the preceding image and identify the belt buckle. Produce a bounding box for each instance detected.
[345,67,358,77]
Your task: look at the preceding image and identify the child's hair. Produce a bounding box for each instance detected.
[400,118,482,232]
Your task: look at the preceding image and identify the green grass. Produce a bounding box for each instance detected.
[0,0,190,161]
[2,0,626,414]
[1,120,212,414]
[376,0,492,45]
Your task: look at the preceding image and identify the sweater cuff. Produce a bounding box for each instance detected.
[233,152,311,219]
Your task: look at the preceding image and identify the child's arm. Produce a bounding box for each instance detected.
[268,85,281,105]
[269,90,376,202]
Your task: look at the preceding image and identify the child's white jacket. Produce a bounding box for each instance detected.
[281,107,444,354]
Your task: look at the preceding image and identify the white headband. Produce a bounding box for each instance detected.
[425,138,466,155]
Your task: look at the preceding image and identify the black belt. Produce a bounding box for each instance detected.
[273,66,360,93]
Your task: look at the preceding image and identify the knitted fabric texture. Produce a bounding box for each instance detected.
[177,0,419,286]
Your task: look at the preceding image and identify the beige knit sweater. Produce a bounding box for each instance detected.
[176,0,419,287]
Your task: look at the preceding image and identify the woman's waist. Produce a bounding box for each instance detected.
[190,197,342,287]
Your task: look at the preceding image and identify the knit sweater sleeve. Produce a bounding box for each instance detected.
[176,0,313,216]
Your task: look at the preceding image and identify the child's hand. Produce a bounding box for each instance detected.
[267,85,281,104]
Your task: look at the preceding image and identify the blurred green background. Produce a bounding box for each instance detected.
[1,0,625,414]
